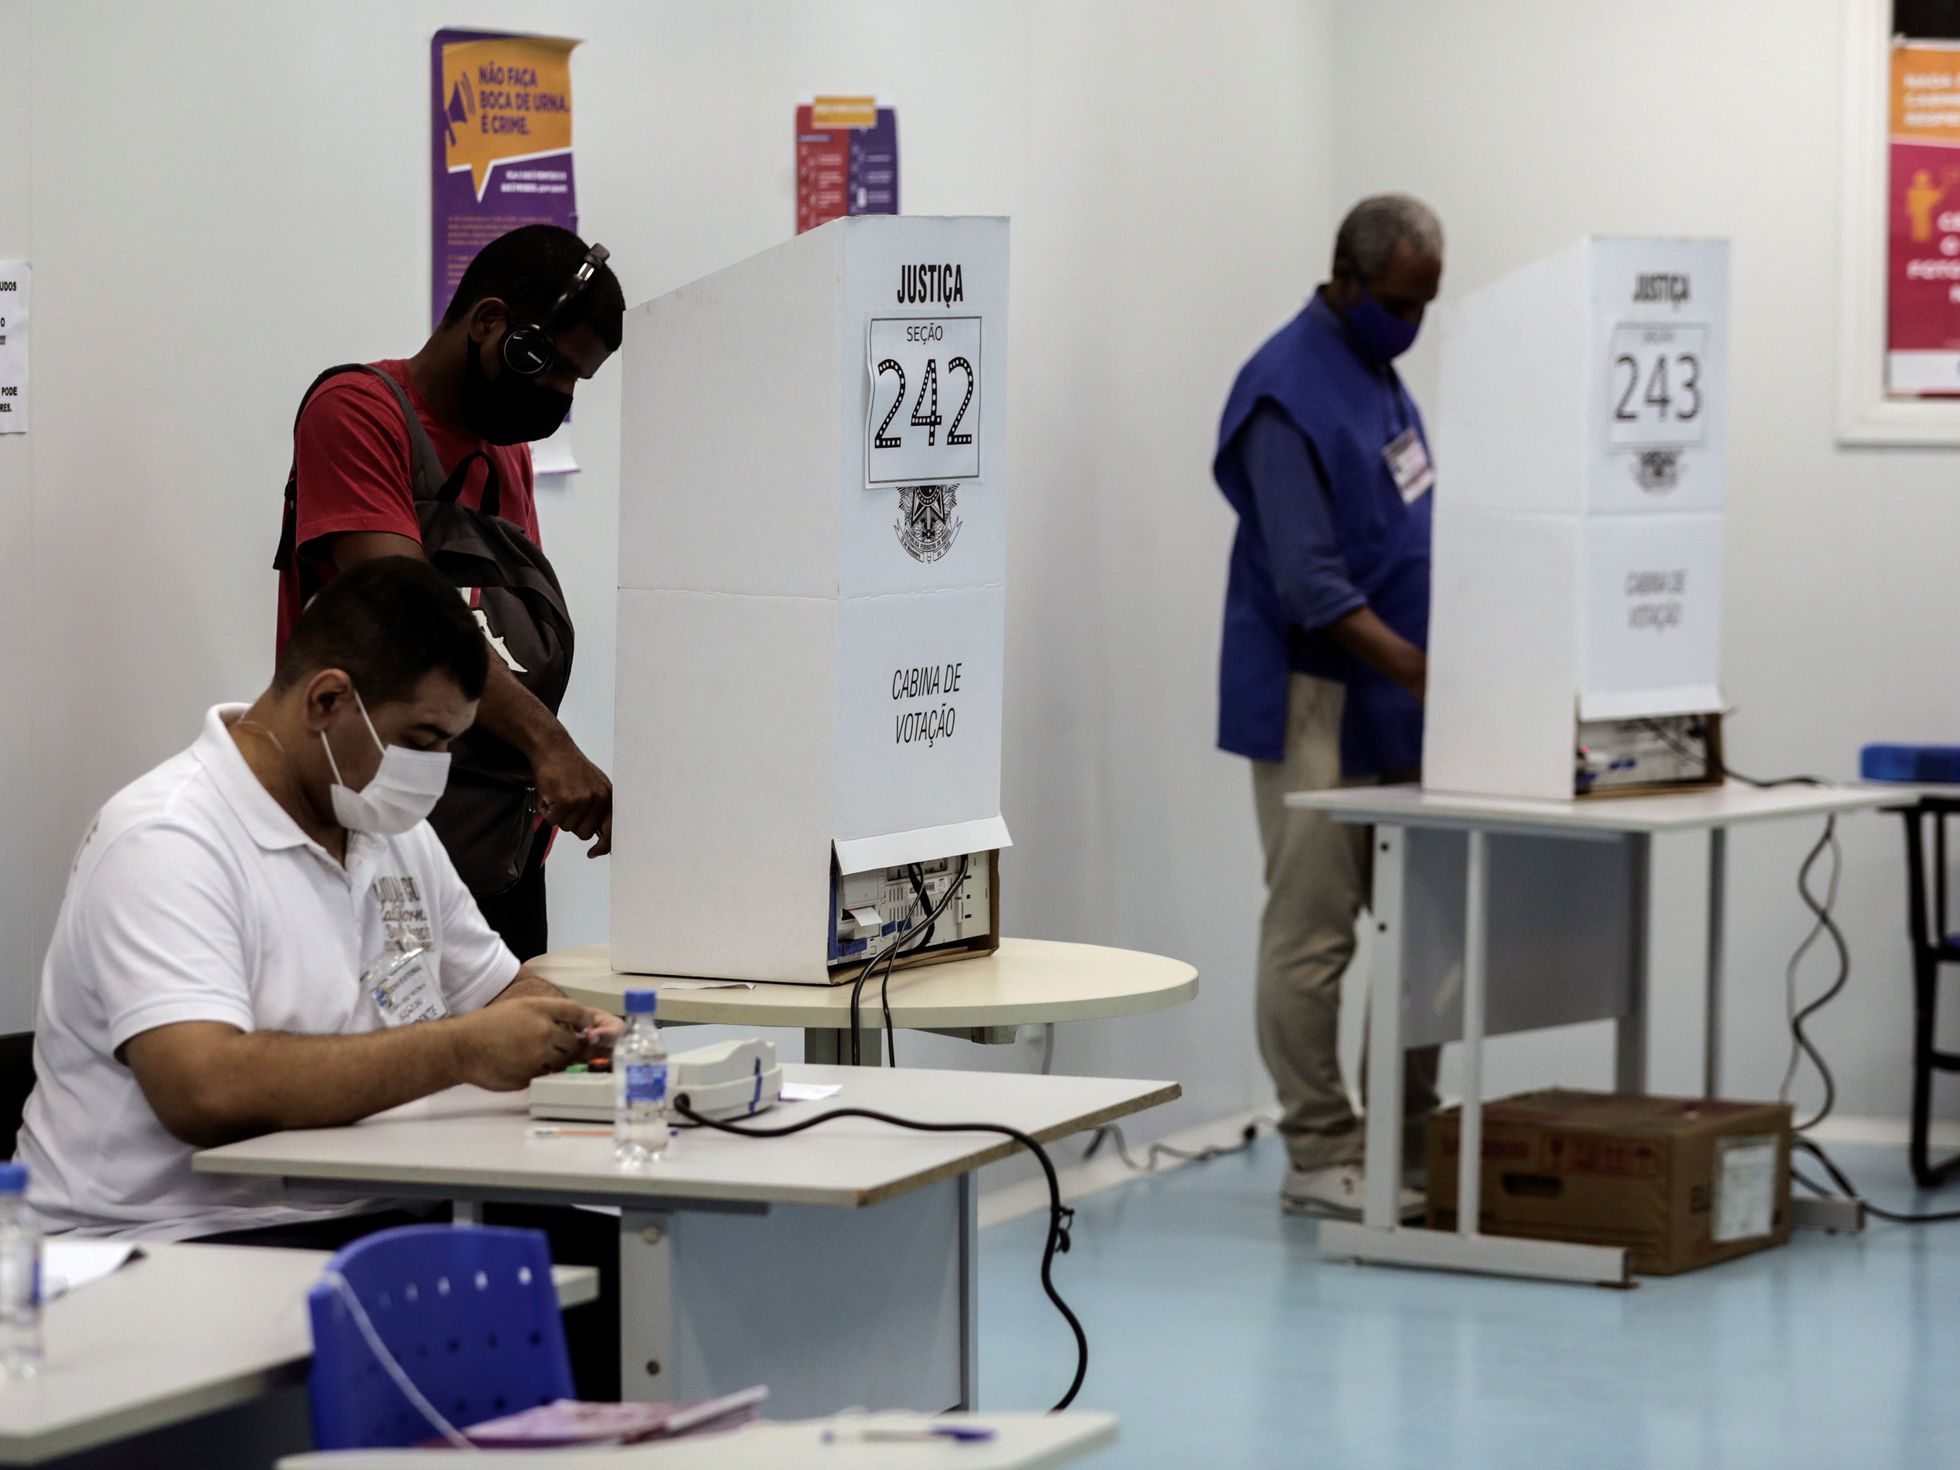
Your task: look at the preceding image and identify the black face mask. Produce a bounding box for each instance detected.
[460,333,573,445]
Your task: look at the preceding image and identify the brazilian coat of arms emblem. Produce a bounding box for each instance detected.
[895,484,961,563]
[1634,449,1681,494]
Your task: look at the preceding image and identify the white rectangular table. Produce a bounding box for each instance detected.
[275,1410,1117,1469]
[1287,781,1895,1285]
[0,1244,595,1466]
[196,1066,1178,1418]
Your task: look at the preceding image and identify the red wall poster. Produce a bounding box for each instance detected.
[1888,41,1960,394]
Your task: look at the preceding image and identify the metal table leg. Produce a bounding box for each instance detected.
[1704,826,1727,1099]
[956,1173,979,1410]
[1456,829,1488,1238]
[618,1210,674,1404]
[1321,821,1631,1286]
[1615,832,1651,1094]
[803,1027,885,1066]
[1361,822,1408,1230]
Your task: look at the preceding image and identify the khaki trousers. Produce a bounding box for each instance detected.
[1252,673,1439,1171]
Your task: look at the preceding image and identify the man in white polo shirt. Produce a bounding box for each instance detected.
[15,556,618,1243]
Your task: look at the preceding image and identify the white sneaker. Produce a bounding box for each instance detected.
[1281,1162,1425,1221]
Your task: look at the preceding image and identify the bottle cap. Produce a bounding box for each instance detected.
[0,1163,26,1195]
[624,989,657,1016]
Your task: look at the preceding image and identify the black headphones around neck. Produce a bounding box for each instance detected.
[500,243,611,378]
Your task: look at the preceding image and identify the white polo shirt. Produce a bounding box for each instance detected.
[16,705,520,1241]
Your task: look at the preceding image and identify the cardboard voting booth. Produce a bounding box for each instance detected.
[613,215,1011,981]
[1424,237,1731,800]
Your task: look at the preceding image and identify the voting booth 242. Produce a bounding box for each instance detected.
[1424,237,1731,802]
[613,216,1010,982]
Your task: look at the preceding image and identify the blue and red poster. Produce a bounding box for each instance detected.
[796,97,898,235]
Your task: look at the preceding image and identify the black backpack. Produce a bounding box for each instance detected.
[274,364,576,896]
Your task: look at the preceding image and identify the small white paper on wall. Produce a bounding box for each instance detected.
[0,262,27,435]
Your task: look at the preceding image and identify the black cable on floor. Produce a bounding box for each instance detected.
[1081,1119,1275,1172]
[671,1099,1087,1410]
[1794,1137,1960,1225]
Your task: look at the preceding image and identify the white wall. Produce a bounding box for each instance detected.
[0,0,33,1032]
[9,0,1329,1136]
[1331,0,1956,1124]
[962,0,1334,1126]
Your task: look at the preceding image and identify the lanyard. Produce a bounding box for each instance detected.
[1385,375,1417,441]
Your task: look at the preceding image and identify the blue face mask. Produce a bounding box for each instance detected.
[1344,291,1420,364]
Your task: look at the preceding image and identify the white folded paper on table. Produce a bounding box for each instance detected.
[781,1083,843,1103]
[42,1241,141,1300]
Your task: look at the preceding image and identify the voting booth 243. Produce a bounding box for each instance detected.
[1424,237,1730,801]
[613,216,1010,981]
[1388,237,1730,1066]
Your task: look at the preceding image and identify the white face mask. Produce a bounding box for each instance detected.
[318,689,452,836]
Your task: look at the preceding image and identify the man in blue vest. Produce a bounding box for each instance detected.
[1214,196,1445,1218]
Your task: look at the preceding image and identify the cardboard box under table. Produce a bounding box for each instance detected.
[1427,1089,1792,1275]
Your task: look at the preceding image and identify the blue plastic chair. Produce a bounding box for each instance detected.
[306,1224,575,1450]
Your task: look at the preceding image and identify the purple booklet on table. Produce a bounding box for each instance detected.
[453,1385,768,1447]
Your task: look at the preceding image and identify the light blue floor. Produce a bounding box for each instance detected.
[978,1137,1957,1470]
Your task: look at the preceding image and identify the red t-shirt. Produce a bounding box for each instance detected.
[276,359,540,652]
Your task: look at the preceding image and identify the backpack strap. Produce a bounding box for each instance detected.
[431,546,571,629]
[274,364,448,570]
[435,448,502,520]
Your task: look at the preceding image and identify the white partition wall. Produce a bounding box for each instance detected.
[0,0,31,1031]
[613,216,1011,981]
[1423,237,1732,800]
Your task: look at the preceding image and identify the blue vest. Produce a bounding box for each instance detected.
[1214,296,1432,773]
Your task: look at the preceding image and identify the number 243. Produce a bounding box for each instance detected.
[1614,352,1701,422]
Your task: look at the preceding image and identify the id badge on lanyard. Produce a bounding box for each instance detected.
[1383,428,1434,504]
[362,838,446,1027]
[363,944,448,1028]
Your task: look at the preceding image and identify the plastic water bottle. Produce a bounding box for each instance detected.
[0,1164,42,1380]
[614,990,669,1167]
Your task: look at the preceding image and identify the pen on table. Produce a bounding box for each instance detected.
[822,1425,999,1444]
[528,1125,612,1137]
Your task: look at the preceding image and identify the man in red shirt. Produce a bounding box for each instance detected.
[277,225,625,959]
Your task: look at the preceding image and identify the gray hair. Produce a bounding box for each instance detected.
[1334,195,1443,282]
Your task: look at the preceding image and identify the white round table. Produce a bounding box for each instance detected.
[529,937,1200,1065]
